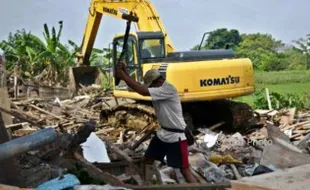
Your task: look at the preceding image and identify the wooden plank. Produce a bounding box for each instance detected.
[95,159,142,169]
[102,137,144,177]
[189,167,207,184]
[230,181,276,190]
[73,152,124,186]
[0,184,33,190]
[0,88,12,127]
[130,126,155,150]
[0,56,25,186]
[0,58,12,137]
[0,106,44,129]
[265,88,272,110]
[6,122,28,129]
[124,182,231,190]
[28,104,64,121]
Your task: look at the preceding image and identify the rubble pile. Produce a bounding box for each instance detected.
[186,107,310,184]
[252,108,310,142]
[1,89,310,189]
[6,95,123,134]
[0,95,160,188]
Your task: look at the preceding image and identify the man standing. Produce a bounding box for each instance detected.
[115,64,197,183]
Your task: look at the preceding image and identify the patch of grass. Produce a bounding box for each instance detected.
[235,95,255,107]
[255,70,310,85]
[235,70,310,109]
[256,83,310,94]
[236,83,310,106]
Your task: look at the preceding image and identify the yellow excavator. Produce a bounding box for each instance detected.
[71,0,256,132]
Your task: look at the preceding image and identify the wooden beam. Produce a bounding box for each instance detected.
[0,106,44,129]
[73,152,124,186]
[0,184,33,190]
[124,182,231,190]
[102,137,144,177]
[0,55,25,186]
[28,104,64,121]
[230,181,276,190]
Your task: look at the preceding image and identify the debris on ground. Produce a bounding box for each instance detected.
[1,83,310,190]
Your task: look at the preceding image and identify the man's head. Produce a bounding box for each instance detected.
[143,69,165,88]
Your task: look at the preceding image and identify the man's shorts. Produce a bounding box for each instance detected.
[144,134,189,169]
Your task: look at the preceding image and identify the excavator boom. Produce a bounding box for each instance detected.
[78,0,175,66]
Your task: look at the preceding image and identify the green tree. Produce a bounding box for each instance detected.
[32,21,78,86]
[0,21,80,86]
[191,44,200,50]
[68,40,112,67]
[35,21,65,83]
[236,33,284,70]
[198,28,242,50]
[293,34,310,69]
[0,29,46,78]
[280,46,307,70]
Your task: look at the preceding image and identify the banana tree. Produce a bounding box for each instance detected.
[0,29,45,78]
[35,21,64,84]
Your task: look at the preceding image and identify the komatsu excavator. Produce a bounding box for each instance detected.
[71,0,256,132]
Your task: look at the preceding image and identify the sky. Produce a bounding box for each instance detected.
[0,0,309,51]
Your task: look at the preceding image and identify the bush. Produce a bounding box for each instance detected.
[253,88,308,111]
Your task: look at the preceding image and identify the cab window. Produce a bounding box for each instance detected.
[140,39,165,59]
[114,37,135,67]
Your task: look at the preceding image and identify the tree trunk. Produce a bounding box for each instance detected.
[51,63,57,85]
[0,56,25,186]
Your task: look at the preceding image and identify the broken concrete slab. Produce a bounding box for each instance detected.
[266,123,290,143]
[236,163,310,190]
[297,133,310,151]
[260,137,310,169]
[265,123,306,154]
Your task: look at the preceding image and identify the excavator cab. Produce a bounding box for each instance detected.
[112,31,166,90]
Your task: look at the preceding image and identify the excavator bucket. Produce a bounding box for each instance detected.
[68,12,139,94]
[68,66,104,93]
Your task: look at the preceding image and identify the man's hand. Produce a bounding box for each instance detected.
[114,66,150,96]
[119,61,126,71]
[115,68,126,79]
[116,61,128,76]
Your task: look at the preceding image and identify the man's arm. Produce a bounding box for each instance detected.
[116,69,150,96]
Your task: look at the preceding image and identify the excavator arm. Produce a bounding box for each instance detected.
[77,0,175,66]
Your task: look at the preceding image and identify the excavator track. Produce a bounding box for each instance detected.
[100,100,258,134]
[182,100,258,133]
[100,103,158,130]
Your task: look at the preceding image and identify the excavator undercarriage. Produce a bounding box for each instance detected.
[100,99,259,136]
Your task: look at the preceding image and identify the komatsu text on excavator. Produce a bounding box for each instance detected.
[71,0,256,133]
